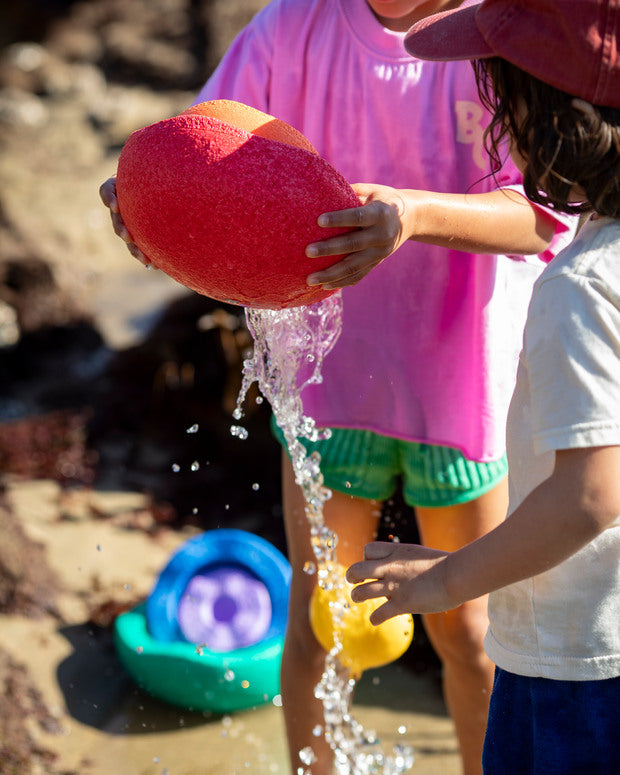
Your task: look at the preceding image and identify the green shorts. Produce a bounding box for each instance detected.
[271,417,507,509]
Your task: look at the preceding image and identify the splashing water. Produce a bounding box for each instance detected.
[234,293,414,774]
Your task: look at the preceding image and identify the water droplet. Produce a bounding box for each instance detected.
[391,743,415,770]
[171,463,180,473]
[252,482,260,491]
[272,694,283,707]
[312,724,323,737]
[299,746,316,765]
[303,561,316,575]
[230,424,249,440]
[224,669,235,682]
[135,646,143,654]
[190,460,200,471]
[186,423,199,434]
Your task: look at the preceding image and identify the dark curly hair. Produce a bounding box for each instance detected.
[473,58,620,218]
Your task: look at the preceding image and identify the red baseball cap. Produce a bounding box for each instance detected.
[404,0,620,107]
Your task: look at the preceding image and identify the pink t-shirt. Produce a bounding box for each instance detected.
[195,0,574,462]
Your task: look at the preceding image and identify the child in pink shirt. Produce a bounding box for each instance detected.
[101,0,574,772]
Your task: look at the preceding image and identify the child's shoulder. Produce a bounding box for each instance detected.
[567,216,619,270]
[536,217,620,302]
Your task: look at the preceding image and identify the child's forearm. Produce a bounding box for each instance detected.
[306,183,559,290]
[445,446,620,606]
[401,188,556,257]
[347,447,619,621]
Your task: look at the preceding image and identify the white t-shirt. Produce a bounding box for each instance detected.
[485,216,620,681]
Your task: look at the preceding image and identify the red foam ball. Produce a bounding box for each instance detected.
[115,101,360,308]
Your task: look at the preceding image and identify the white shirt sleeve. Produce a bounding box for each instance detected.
[524,261,620,454]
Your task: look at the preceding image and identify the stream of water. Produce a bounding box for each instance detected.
[233,294,414,774]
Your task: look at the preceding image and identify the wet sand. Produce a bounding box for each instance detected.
[2,474,460,775]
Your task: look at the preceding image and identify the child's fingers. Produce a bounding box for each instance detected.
[127,242,153,267]
[99,177,119,212]
[113,216,151,266]
[346,543,397,583]
[315,203,374,231]
[368,599,401,626]
[345,561,371,585]
[306,228,369,260]
[349,579,387,603]
[310,199,393,239]
[307,253,383,289]
[99,175,154,268]
[350,583,403,625]
[111,211,131,242]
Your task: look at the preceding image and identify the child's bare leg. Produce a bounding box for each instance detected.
[280,451,380,774]
[415,478,507,775]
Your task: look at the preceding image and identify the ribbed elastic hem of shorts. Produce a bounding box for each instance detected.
[401,444,508,509]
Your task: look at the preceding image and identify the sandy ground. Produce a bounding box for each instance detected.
[2,471,461,775]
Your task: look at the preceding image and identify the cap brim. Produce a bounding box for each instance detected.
[404,3,493,62]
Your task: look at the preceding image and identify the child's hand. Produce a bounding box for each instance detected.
[346,541,458,623]
[306,183,411,289]
[99,176,153,267]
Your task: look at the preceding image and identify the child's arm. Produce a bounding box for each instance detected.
[346,445,620,622]
[306,183,558,289]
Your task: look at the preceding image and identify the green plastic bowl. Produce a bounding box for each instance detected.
[114,603,284,713]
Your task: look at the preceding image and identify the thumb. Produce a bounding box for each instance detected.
[350,182,375,203]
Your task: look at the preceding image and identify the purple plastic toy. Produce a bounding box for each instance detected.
[177,565,272,651]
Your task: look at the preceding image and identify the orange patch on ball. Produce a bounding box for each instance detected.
[181,100,319,155]
[115,100,360,309]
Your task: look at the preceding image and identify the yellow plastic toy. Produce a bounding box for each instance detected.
[309,564,413,676]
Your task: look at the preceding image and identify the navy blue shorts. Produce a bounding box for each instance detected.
[483,667,620,774]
